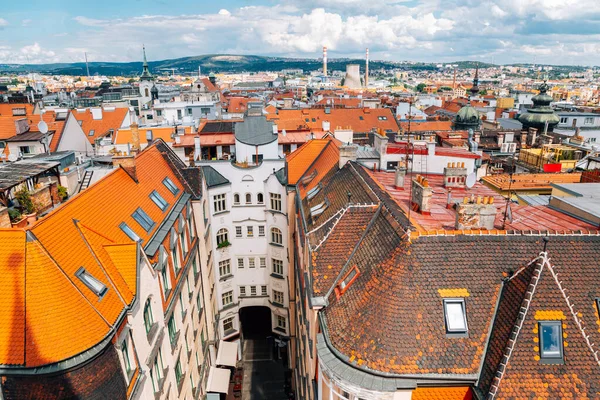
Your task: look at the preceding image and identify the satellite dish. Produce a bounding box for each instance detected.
[8,154,18,162]
[38,121,49,134]
[466,173,477,188]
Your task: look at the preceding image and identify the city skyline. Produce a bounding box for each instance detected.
[1,0,600,66]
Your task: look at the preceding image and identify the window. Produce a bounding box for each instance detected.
[378,116,388,120]
[250,286,257,296]
[245,193,252,204]
[223,316,234,333]
[12,107,26,116]
[120,222,141,242]
[359,115,364,120]
[237,258,244,269]
[259,226,265,237]
[222,290,233,306]
[247,226,254,237]
[144,299,154,333]
[180,227,187,257]
[257,193,264,204]
[272,259,284,276]
[197,293,203,311]
[175,358,183,384]
[235,226,242,238]
[150,349,164,393]
[88,129,95,137]
[75,267,108,297]
[132,207,155,232]
[150,190,169,211]
[213,193,227,213]
[160,259,171,296]
[219,259,231,277]
[172,247,180,274]
[273,290,284,305]
[270,192,282,211]
[539,321,564,362]
[585,117,594,125]
[443,299,468,334]
[310,201,328,218]
[216,228,229,247]
[163,177,180,195]
[121,340,132,374]
[156,110,162,117]
[233,193,240,205]
[177,109,182,119]
[260,257,266,268]
[249,257,256,268]
[277,315,286,330]
[271,227,283,245]
[560,117,568,124]
[240,286,246,296]
[261,285,267,296]
[340,268,358,291]
[306,184,321,200]
[168,316,177,346]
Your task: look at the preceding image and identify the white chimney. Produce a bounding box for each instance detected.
[194,136,201,161]
[282,129,287,137]
[272,124,278,134]
[90,107,103,120]
[175,135,181,144]
[322,121,331,132]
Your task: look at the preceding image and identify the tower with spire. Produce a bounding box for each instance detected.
[454,63,481,131]
[139,45,155,102]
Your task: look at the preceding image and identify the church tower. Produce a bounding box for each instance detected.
[139,45,154,103]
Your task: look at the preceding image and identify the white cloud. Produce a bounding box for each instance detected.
[0,18,8,27]
[218,9,231,16]
[22,19,32,27]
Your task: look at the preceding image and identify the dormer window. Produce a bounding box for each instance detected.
[306,183,321,200]
[443,299,468,336]
[150,190,168,211]
[75,267,108,297]
[300,169,318,186]
[132,207,155,232]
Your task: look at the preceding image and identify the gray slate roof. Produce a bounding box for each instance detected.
[201,166,230,188]
[234,116,278,146]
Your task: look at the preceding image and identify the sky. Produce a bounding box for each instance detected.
[1,0,600,66]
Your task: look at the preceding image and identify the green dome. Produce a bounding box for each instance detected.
[456,105,480,124]
[518,80,559,132]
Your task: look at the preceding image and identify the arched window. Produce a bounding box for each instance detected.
[271,227,283,245]
[245,193,252,204]
[216,228,229,247]
[257,193,264,204]
[233,193,240,205]
[143,298,154,333]
[145,88,149,97]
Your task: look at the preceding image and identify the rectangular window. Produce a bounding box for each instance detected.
[151,349,164,393]
[585,117,594,125]
[273,290,284,305]
[120,222,141,242]
[560,117,568,124]
[339,268,358,291]
[175,358,183,384]
[235,226,242,237]
[270,192,282,211]
[163,177,180,195]
[237,258,244,268]
[132,207,155,232]
[168,316,177,346]
[539,321,564,362]
[260,257,266,268]
[222,290,233,306]
[197,293,203,311]
[277,315,286,330]
[247,226,254,237]
[213,193,227,213]
[272,259,284,275]
[261,285,267,296]
[259,225,265,236]
[179,291,185,319]
[306,184,321,200]
[223,316,234,333]
[12,107,26,116]
[250,286,257,296]
[219,259,231,277]
[172,247,180,274]
[75,267,108,297]
[240,286,246,296]
[121,340,132,374]
[160,264,170,295]
[150,190,169,211]
[443,299,468,334]
[248,258,256,268]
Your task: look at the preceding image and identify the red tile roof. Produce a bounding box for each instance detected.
[0,103,34,117]
[399,120,453,132]
[72,107,129,144]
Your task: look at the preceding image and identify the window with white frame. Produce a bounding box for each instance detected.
[233,193,240,205]
[237,258,244,269]
[443,298,468,335]
[250,286,257,296]
[261,285,267,296]
[249,257,256,268]
[222,290,234,306]
[245,193,252,204]
[213,193,227,213]
[257,193,264,204]
[120,338,133,377]
[276,315,286,330]
[585,117,594,125]
[271,227,283,245]
[219,259,231,277]
[260,257,266,268]
[270,192,282,211]
[259,225,265,236]
[272,258,284,275]
[223,316,234,333]
[216,228,229,246]
[240,286,246,296]
[235,226,242,237]
[144,298,154,333]
[247,226,254,237]
[150,349,165,393]
[172,246,180,274]
[273,290,284,305]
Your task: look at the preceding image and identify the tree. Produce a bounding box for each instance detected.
[416,83,427,92]
[479,89,488,95]
[440,86,452,91]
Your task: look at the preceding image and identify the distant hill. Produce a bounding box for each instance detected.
[0,54,501,77]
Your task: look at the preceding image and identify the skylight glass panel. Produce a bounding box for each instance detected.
[539,321,563,360]
[120,222,141,242]
[163,177,180,195]
[444,299,468,333]
[340,269,358,290]
[310,201,327,217]
[76,267,108,297]
[132,207,155,232]
[307,184,321,200]
[150,190,169,211]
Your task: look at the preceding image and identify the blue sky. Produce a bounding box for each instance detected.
[1,0,600,65]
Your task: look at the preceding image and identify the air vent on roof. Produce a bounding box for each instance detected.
[324,108,331,114]
[55,112,68,121]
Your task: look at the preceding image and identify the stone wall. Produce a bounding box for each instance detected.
[411,175,433,215]
[31,184,53,213]
[455,196,496,230]
[0,207,11,228]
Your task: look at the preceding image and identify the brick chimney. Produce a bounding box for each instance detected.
[455,196,496,230]
[339,144,358,168]
[130,123,141,152]
[444,162,467,188]
[112,154,137,181]
[411,175,433,215]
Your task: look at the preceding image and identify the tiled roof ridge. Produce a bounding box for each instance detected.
[75,221,116,244]
[487,254,545,399]
[153,140,200,197]
[307,203,378,239]
[410,229,600,239]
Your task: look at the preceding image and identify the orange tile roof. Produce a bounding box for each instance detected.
[73,108,129,144]
[114,126,191,145]
[298,140,340,198]
[399,120,453,132]
[314,98,363,108]
[412,387,472,400]
[173,133,235,148]
[226,97,252,113]
[482,172,582,192]
[0,103,34,116]
[267,108,399,133]
[0,112,65,148]
[286,139,330,185]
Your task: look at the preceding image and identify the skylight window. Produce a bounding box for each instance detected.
[310,201,328,218]
[120,222,141,242]
[307,183,321,200]
[75,267,108,297]
[539,321,564,363]
[163,177,179,195]
[443,299,468,335]
[340,268,358,291]
[132,207,155,232]
[150,190,169,211]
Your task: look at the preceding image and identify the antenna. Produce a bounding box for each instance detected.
[465,172,476,188]
[85,52,90,77]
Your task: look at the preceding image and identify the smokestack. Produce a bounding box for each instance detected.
[323,46,328,76]
[365,48,369,89]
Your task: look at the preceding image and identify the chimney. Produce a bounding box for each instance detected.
[411,175,433,215]
[394,162,407,190]
[339,144,358,168]
[283,98,293,109]
[272,124,278,135]
[14,119,29,135]
[365,48,369,89]
[112,154,137,181]
[443,162,467,188]
[194,136,201,161]
[474,131,481,144]
[323,46,328,76]
[455,196,496,230]
[322,120,331,132]
[497,132,505,147]
[130,123,141,152]
[90,107,103,120]
[145,130,153,145]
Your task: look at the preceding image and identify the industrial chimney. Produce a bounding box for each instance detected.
[365,48,369,89]
[323,46,328,76]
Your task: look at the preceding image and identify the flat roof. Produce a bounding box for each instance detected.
[0,161,60,191]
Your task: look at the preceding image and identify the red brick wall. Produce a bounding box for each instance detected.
[581,169,600,183]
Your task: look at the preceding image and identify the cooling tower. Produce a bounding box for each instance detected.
[344,64,361,89]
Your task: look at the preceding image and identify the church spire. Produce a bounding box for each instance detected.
[470,63,480,97]
[140,45,153,81]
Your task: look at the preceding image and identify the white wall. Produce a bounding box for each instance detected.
[57,113,94,155]
[234,139,279,164]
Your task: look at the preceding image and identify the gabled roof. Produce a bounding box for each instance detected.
[73,107,129,144]
[113,126,192,145]
[286,139,330,185]
[0,103,35,117]
[0,112,66,149]
[201,165,230,188]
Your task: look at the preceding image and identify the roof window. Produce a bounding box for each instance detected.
[310,200,328,218]
[75,267,108,297]
[163,177,180,195]
[150,190,169,211]
[132,207,155,232]
[335,266,360,298]
[539,321,564,363]
[307,183,321,200]
[88,129,95,137]
[443,298,468,336]
[120,222,141,242]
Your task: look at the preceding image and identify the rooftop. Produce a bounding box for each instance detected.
[234,115,277,146]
